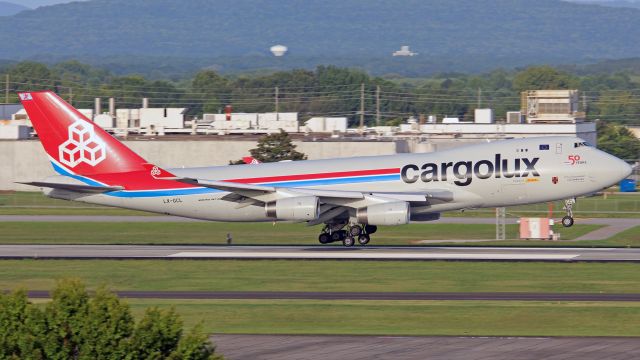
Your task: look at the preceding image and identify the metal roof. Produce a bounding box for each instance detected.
[0,104,23,120]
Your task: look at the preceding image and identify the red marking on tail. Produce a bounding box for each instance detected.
[19,91,147,175]
[19,91,196,191]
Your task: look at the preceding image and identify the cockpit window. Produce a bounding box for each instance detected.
[574,142,590,148]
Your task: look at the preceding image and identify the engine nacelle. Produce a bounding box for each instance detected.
[356,202,410,226]
[410,212,440,222]
[265,196,320,221]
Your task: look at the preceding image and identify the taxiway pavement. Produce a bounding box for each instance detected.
[211,334,640,360]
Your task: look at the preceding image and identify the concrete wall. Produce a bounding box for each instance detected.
[0,140,398,191]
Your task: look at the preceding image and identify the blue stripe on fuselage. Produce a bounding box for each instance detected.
[51,161,105,187]
[106,187,217,198]
[48,162,401,198]
[265,174,400,188]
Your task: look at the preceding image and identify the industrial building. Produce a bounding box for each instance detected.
[0,104,29,139]
[381,90,596,148]
[204,112,300,134]
[0,89,598,145]
[0,89,629,191]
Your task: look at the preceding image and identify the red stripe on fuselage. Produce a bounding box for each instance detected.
[90,171,194,190]
[83,167,401,191]
[226,168,400,184]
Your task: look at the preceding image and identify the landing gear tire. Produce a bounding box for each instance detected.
[343,236,355,247]
[364,225,377,234]
[349,225,362,237]
[330,231,342,242]
[318,233,331,244]
[561,216,574,228]
[357,234,370,245]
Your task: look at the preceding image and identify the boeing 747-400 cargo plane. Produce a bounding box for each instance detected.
[18,91,632,246]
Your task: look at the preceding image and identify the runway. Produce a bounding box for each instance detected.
[211,334,640,360]
[21,290,640,301]
[2,244,640,261]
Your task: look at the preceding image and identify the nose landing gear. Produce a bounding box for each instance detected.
[317,223,377,247]
[561,198,576,227]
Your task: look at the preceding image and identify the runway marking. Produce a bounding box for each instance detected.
[167,251,579,260]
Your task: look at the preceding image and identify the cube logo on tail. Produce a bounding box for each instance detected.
[58,120,106,167]
[19,93,32,101]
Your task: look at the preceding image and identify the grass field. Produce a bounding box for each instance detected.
[0,221,602,245]
[1,189,638,337]
[125,299,640,337]
[0,192,150,215]
[7,260,640,337]
[3,260,640,294]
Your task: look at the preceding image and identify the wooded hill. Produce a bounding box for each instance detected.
[2,0,640,74]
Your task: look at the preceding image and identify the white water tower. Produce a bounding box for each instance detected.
[270,44,288,57]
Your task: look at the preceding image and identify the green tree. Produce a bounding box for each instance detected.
[169,324,222,360]
[203,98,222,114]
[0,280,221,360]
[0,289,46,360]
[590,90,640,125]
[126,307,183,359]
[513,66,575,93]
[4,61,59,103]
[43,279,90,359]
[191,70,230,115]
[597,121,640,160]
[79,287,133,360]
[247,130,307,163]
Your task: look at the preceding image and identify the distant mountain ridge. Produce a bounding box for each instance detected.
[0,1,30,16]
[2,0,640,72]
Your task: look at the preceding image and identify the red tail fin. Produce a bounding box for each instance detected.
[18,91,147,175]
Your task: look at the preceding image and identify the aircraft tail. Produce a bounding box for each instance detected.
[18,91,148,176]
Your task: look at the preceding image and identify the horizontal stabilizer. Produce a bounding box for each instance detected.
[17,181,124,193]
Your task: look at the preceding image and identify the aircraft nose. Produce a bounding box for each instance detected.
[619,160,633,180]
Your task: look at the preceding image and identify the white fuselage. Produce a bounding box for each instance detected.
[47,136,630,222]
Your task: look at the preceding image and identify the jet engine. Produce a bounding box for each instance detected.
[410,212,441,222]
[265,196,320,221]
[356,202,410,226]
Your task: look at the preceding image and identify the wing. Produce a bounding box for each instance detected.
[173,177,455,223]
[17,181,123,193]
[180,178,455,201]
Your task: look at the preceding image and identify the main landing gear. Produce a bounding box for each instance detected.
[561,198,576,227]
[318,223,378,247]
